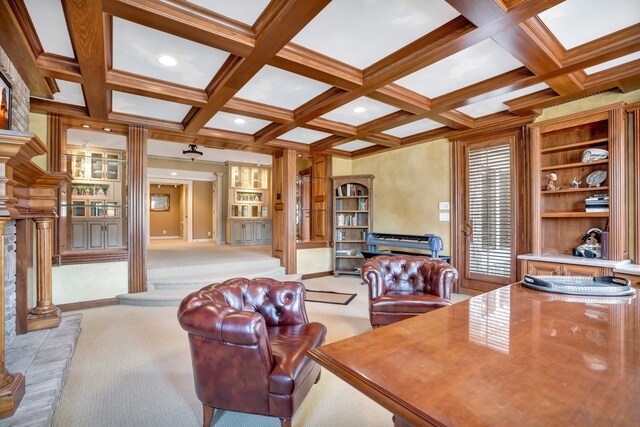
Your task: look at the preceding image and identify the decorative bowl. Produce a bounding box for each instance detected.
[586,170,607,187]
[581,148,608,163]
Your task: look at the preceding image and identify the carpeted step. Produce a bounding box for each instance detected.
[149,266,288,290]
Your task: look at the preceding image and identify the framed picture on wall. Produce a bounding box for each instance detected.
[0,72,11,130]
[151,194,170,211]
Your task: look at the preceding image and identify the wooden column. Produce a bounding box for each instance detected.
[608,107,626,261]
[272,150,297,274]
[47,114,67,265]
[0,218,25,417]
[27,218,60,331]
[127,125,148,293]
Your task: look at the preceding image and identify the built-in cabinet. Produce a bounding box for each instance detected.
[67,145,126,250]
[225,162,271,245]
[331,175,373,276]
[518,104,628,275]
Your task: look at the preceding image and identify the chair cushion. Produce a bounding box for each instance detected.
[371,292,452,313]
[268,322,326,395]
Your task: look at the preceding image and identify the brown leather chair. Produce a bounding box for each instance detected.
[178,277,327,427]
[362,255,458,327]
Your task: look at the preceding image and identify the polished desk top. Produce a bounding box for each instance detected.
[309,284,639,427]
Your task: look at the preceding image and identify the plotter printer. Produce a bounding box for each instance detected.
[361,232,450,263]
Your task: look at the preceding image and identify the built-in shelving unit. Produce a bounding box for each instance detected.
[331,175,374,276]
[520,103,628,278]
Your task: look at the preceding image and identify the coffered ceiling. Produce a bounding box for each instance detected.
[2,0,639,159]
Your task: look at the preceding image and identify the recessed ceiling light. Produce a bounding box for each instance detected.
[233,118,246,125]
[103,127,112,132]
[170,172,178,176]
[81,124,91,128]
[353,106,367,113]
[158,55,177,67]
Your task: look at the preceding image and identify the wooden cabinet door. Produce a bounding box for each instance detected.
[71,222,87,250]
[263,221,272,243]
[104,222,121,248]
[563,264,602,277]
[88,222,104,249]
[231,221,244,245]
[243,221,254,243]
[254,221,264,244]
[528,261,561,276]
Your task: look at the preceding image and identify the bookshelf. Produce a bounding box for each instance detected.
[519,103,628,278]
[331,175,374,276]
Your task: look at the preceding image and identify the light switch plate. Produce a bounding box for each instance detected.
[439,201,450,210]
[439,212,450,222]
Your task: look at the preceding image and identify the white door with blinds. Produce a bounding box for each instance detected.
[461,136,517,290]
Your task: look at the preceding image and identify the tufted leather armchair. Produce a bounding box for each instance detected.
[178,277,327,427]
[362,255,459,327]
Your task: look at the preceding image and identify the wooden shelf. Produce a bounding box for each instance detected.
[541,186,609,194]
[541,159,608,171]
[541,211,609,218]
[540,138,608,154]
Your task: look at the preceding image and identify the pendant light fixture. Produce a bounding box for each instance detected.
[182,144,203,161]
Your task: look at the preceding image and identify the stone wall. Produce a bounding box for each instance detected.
[0,44,30,345]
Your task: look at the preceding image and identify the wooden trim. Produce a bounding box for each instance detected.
[301,271,333,280]
[58,298,119,312]
[608,106,627,261]
[60,250,128,265]
[632,107,640,263]
[296,241,330,250]
[127,125,148,292]
[15,219,32,335]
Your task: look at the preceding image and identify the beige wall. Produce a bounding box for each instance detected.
[193,180,213,240]
[29,111,47,169]
[148,157,226,174]
[351,138,452,255]
[297,248,333,275]
[150,185,182,237]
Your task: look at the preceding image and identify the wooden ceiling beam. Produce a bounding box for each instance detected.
[102,0,254,56]
[108,112,183,132]
[183,0,332,134]
[0,0,53,98]
[106,70,208,107]
[222,98,293,123]
[306,118,357,137]
[36,53,83,83]
[62,0,109,120]
[29,97,89,117]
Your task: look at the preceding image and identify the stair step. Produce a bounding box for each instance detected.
[150,267,287,290]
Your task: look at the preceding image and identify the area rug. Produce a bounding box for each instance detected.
[305,289,357,305]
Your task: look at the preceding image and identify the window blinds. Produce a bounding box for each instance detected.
[468,144,512,277]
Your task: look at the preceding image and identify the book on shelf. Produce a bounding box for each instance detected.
[584,193,609,212]
[336,249,354,256]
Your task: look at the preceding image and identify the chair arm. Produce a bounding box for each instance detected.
[362,261,386,299]
[426,263,459,299]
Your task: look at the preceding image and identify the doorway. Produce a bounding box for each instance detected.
[452,130,528,294]
[148,180,191,241]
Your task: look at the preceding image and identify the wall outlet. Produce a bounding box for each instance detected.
[439,201,450,210]
[207,231,211,236]
[163,230,166,234]
[439,212,450,222]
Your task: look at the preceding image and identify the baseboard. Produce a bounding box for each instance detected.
[192,239,213,242]
[58,298,119,312]
[150,236,181,240]
[301,271,333,280]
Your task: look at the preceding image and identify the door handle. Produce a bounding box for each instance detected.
[463,220,474,243]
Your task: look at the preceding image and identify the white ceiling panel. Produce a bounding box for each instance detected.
[112,18,229,89]
[385,118,442,138]
[173,0,271,25]
[292,0,459,69]
[539,0,640,50]
[148,139,272,164]
[280,128,331,144]
[206,112,270,134]
[584,51,640,74]
[234,65,331,110]
[457,83,549,118]
[67,129,127,150]
[335,140,376,152]
[321,97,397,125]
[395,39,523,98]
[53,80,85,106]
[112,91,191,122]
[24,0,75,58]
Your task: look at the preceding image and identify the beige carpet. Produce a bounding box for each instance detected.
[53,276,470,427]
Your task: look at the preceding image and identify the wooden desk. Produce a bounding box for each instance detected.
[309,284,639,426]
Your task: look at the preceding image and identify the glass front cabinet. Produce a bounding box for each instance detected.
[226,162,272,245]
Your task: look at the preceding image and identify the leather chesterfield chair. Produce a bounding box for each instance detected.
[178,277,327,427]
[362,255,459,327]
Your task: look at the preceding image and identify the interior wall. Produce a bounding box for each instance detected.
[147,157,226,174]
[149,185,182,237]
[352,138,452,256]
[192,180,213,240]
[29,111,47,169]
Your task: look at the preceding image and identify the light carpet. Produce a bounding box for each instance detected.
[53,276,470,427]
